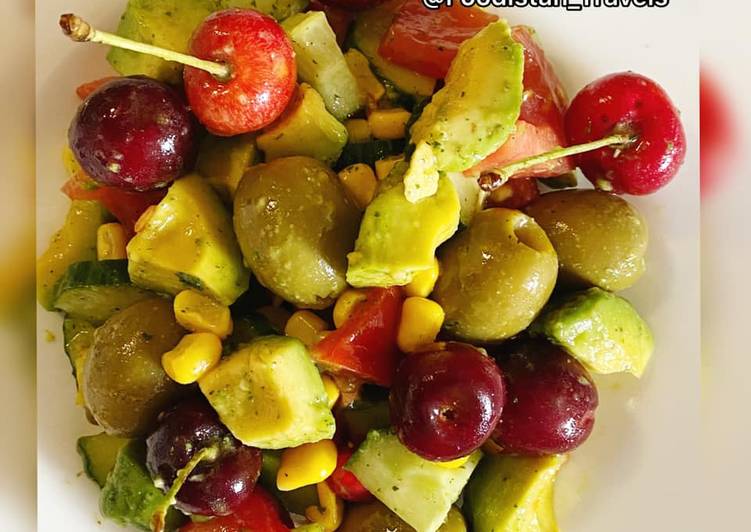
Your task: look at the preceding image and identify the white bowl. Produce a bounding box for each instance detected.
[36,1,701,530]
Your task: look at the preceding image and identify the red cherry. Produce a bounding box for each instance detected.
[565,72,686,195]
[184,9,297,136]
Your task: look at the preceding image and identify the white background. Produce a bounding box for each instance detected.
[31,0,708,531]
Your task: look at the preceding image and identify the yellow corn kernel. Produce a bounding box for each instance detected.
[368,108,411,140]
[397,297,445,353]
[173,290,233,338]
[375,155,404,180]
[344,119,372,143]
[338,164,378,210]
[134,205,157,233]
[345,49,386,106]
[305,482,344,532]
[277,440,338,492]
[97,223,128,261]
[436,455,471,469]
[285,310,328,347]
[162,332,223,385]
[332,288,369,328]
[321,375,340,409]
[404,258,441,298]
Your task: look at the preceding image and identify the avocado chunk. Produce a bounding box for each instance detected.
[346,429,482,532]
[406,19,523,201]
[195,133,258,203]
[37,200,109,310]
[77,432,130,488]
[199,336,335,449]
[108,0,308,83]
[532,287,654,377]
[282,12,361,120]
[127,174,249,306]
[351,2,436,98]
[100,440,182,531]
[347,164,460,288]
[465,454,566,532]
[257,84,349,165]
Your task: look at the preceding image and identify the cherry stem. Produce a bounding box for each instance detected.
[478,133,634,192]
[59,13,231,81]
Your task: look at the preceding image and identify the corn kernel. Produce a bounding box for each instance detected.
[305,482,344,532]
[321,375,340,409]
[435,455,471,469]
[285,310,328,347]
[173,290,233,338]
[338,164,378,210]
[405,258,441,298]
[397,297,445,353]
[344,119,372,143]
[277,440,338,492]
[134,205,157,233]
[97,223,128,261]
[332,289,368,328]
[368,108,412,140]
[345,49,386,106]
[375,155,404,180]
[162,332,222,385]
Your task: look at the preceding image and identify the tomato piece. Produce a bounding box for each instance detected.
[326,445,373,502]
[180,486,290,532]
[700,68,735,196]
[485,176,540,209]
[466,26,573,179]
[62,177,165,235]
[312,287,403,387]
[75,76,120,100]
[378,0,498,79]
[308,0,354,46]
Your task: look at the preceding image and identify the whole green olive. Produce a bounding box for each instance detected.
[525,189,648,291]
[339,501,466,532]
[83,298,186,437]
[233,156,361,309]
[433,208,558,343]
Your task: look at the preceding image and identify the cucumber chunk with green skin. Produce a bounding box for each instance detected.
[531,287,654,378]
[53,260,152,324]
[107,0,309,83]
[346,429,482,532]
[465,454,566,532]
[100,440,183,531]
[199,336,335,449]
[63,317,96,405]
[257,84,349,165]
[37,200,110,310]
[282,12,361,121]
[77,432,130,488]
[335,139,406,172]
[350,2,436,98]
[127,174,250,306]
[259,450,319,515]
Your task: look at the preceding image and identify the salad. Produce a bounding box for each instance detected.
[38,0,686,531]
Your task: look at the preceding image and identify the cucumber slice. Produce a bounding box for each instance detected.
[283,11,361,121]
[53,260,152,324]
[335,139,405,171]
[77,432,130,488]
[346,429,482,532]
[63,318,96,406]
[37,200,110,310]
[350,2,436,98]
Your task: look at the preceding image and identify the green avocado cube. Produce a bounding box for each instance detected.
[199,336,335,449]
[532,287,654,378]
[195,133,258,204]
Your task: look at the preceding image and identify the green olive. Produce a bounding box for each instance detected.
[339,502,466,532]
[83,298,185,437]
[233,156,361,309]
[433,208,558,343]
[525,189,648,291]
